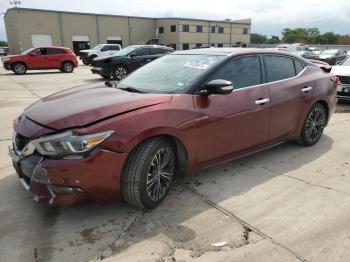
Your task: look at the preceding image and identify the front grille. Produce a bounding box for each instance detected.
[338,76,350,85]
[14,133,30,151]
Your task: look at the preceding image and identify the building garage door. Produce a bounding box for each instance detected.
[31,34,53,47]
[72,35,90,55]
[107,36,122,47]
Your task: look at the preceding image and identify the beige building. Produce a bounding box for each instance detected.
[4,8,251,54]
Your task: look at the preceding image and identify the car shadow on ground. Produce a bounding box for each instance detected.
[0,135,333,262]
[1,71,64,76]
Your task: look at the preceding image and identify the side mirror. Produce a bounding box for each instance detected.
[29,52,37,57]
[199,79,234,95]
[129,54,135,59]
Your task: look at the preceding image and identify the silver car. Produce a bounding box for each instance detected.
[331,56,350,100]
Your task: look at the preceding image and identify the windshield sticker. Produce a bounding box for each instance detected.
[176,82,185,87]
[184,62,209,70]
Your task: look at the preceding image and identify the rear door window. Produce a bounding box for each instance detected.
[264,55,296,82]
[47,48,65,55]
[208,55,262,89]
[132,48,151,56]
[294,60,305,75]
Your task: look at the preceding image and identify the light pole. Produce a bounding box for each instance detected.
[10,1,21,8]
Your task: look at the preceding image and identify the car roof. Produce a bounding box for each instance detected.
[174,48,306,58]
[35,46,70,50]
[130,44,172,49]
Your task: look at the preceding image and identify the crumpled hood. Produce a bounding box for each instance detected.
[23,83,172,130]
[331,66,350,76]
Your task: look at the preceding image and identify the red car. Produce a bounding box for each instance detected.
[1,46,78,75]
[9,48,338,208]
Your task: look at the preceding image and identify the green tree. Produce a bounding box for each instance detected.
[250,33,267,44]
[266,35,281,44]
[0,40,8,47]
[320,32,339,44]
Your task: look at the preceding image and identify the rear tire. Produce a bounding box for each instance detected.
[12,62,27,75]
[112,65,128,80]
[121,137,176,209]
[82,58,90,65]
[298,103,327,146]
[61,61,74,73]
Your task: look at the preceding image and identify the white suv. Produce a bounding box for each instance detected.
[80,44,121,65]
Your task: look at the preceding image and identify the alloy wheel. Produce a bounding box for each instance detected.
[305,106,326,143]
[115,67,127,80]
[63,62,73,72]
[14,64,26,74]
[146,146,175,202]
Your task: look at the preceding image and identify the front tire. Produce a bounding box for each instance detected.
[112,65,128,80]
[82,58,90,65]
[121,138,176,209]
[61,61,74,73]
[12,62,27,75]
[298,103,327,146]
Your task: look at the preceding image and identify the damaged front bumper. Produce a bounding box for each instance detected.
[9,143,127,206]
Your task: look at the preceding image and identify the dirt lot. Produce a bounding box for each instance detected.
[1,64,350,262]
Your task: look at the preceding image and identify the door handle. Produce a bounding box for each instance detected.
[255,98,270,105]
[145,59,152,62]
[301,86,313,93]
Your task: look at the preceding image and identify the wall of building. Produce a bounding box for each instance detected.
[156,19,179,47]
[4,8,251,54]
[97,15,130,46]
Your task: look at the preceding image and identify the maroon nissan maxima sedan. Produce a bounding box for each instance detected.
[9,48,338,209]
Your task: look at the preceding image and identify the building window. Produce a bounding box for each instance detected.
[243,28,248,35]
[196,25,203,33]
[182,25,190,32]
[218,43,223,47]
[210,43,215,47]
[171,25,176,32]
[196,43,202,48]
[218,27,224,33]
[211,26,216,33]
[159,27,164,34]
[183,43,189,50]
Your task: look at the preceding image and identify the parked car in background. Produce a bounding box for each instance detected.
[276,43,309,52]
[293,50,318,60]
[308,47,322,55]
[0,48,7,56]
[90,45,174,79]
[9,48,337,208]
[1,46,78,75]
[79,44,121,65]
[318,49,347,65]
[331,56,350,101]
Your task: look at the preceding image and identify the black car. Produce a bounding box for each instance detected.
[318,49,347,65]
[90,45,174,79]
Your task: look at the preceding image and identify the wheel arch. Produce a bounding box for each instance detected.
[124,134,188,178]
[11,61,27,68]
[315,100,330,122]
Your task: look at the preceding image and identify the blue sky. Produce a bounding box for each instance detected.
[1,0,350,41]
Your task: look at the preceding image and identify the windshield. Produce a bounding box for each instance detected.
[341,56,350,66]
[321,50,337,55]
[113,46,139,56]
[21,48,35,55]
[118,54,225,93]
[92,44,104,50]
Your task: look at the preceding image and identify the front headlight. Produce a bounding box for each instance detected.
[32,130,115,157]
[1,57,9,62]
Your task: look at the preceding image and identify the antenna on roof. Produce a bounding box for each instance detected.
[10,1,21,8]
